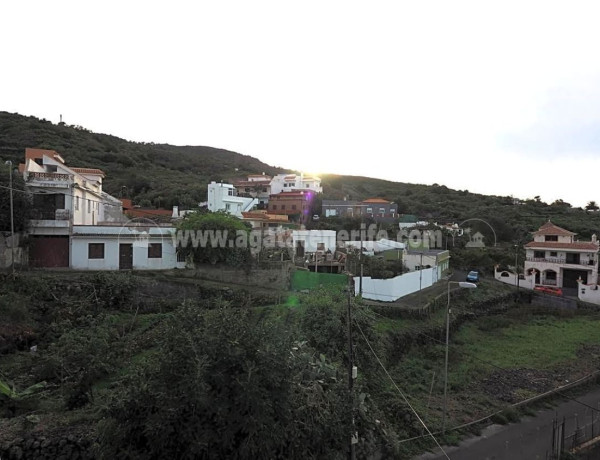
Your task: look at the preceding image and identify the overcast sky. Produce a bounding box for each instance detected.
[2,1,600,207]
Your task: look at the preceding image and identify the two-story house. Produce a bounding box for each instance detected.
[207,181,258,217]
[524,221,599,288]
[322,198,398,222]
[21,148,182,270]
[269,173,323,195]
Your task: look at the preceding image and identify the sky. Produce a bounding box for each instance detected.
[2,1,600,207]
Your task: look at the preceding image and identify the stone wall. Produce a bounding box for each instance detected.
[183,261,293,290]
[0,232,26,269]
[0,433,93,460]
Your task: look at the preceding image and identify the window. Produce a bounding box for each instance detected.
[88,243,104,259]
[292,204,297,210]
[228,188,234,196]
[550,251,558,257]
[305,184,310,188]
[87,199,91,213]
[281,205,286,210]
[534,250,545,259]
[317,243,325,251]
[75,196,79,211]
[545,235,558,242]
[367,207,373,214]
[148,243,162,258]
[272,205,277,210]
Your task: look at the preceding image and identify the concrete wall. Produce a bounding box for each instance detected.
[578,281,600,305]
[355,267,438,302]
[293,230,337,253]
[494,267,535,290]
[187,262,293,289]
[0,232,26,269]
[71,237,180,270]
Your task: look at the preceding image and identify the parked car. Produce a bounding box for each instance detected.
[466,270,480,283]
[534,286,563,296]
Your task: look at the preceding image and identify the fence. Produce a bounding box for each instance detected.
[355,267,438,302]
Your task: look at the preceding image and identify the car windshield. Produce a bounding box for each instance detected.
[469,271,478,276]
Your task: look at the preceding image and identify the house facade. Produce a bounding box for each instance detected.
[207,181,258,217]
[524,221,599,288]
[322,198,397,222]
[267,191,312,222]
[21,148,184,270]
[233,175,272,207]
[270,173,322,195]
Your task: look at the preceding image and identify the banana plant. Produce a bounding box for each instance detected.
[0,377,46,400]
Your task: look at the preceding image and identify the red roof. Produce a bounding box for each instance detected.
[533,221,575,236]
[72,167,105,177]
[362,198,391,204]
[525,241,599,251]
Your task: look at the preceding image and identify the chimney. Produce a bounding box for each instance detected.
[593,234,598,244]
[172,206,179,218]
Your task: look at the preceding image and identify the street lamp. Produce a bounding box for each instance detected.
[442,280,477,433]
[4,161,15,275]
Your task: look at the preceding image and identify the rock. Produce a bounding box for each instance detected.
[9,445,23,460]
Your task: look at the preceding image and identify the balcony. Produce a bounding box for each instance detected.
[526,256,595,267]
[27,172,73,182]
[30,209,71,221]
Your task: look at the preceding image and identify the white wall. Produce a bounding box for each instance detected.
[494,267,535,290]
[356,267,438,301]
[71,225,183,270]
[207,182,257,217]
[578,282,600,305]
[293,230,337,253]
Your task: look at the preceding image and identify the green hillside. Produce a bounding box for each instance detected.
[2,110,600,241]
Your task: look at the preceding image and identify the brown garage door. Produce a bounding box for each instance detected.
[30,236,69,268]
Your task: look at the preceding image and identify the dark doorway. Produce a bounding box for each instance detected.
[296,240,305,258]
[119,244,133,270]
[563,269,588,288]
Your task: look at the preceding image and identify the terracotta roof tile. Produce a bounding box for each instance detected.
[72,167,105,177]
[533,221,575,236]
[362,198,391,204]
[525,241,598,250]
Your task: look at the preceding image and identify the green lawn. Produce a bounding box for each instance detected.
[455,315,600,370]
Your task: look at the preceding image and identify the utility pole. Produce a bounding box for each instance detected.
[346,273,356,460]
[359,218,364,296]
[514,243,520,301]
[5,161,15,275]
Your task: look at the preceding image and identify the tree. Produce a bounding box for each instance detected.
[0,164,31,232]
[99,304,352,459]
[586,201,599,212]
[176,211,252,265]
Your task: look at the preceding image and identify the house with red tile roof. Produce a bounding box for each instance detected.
[524,221,599,288]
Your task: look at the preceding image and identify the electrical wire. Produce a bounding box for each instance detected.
[365,305,600,444]
[353,318,451,459]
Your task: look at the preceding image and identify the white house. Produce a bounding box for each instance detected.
[270,173,322,195]
[20,148,183,271]
[524,221,599,288]
[292,230,337,256]
[71,224,184,270]
[207,182,258,217]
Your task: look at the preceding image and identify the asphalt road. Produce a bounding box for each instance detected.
[414,384,600,460]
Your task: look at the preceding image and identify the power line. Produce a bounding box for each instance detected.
[366,306,600,438]
[353,318,451,460]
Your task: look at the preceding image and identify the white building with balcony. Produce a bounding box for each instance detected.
[20,148,182,270]
[270,173,322,195]
[207,182,258,217]
[524,221,599,289]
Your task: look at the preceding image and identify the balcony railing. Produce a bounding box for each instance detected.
[27,172,72,181]
[526,256,595,267]
[526,257,565,264]
[30,209,71,221]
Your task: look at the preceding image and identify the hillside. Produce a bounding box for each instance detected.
[2,111,600,241]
